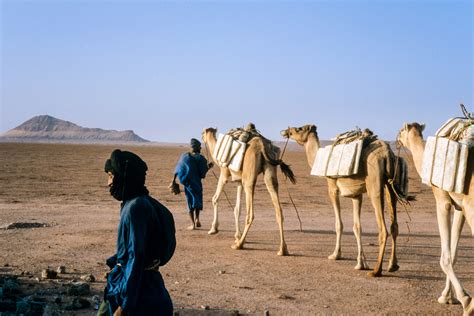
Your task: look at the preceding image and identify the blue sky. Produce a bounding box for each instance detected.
[1,0,472,142]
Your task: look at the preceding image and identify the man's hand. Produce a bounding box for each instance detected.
[168,180,181,195]
[113,306,124,316]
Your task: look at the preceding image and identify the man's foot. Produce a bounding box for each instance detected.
[195,219,201,228]
[187,225,195,230]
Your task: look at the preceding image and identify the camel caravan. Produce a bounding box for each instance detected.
[199,104,473,315]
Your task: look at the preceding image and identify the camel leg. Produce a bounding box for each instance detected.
[327,179,342,260]
[263,166,288,256]
[352,195,369,270]
[464,195,474,236]
[434,194,471,309]
[208,172,229,235]
[461,198,474,316]
[439,210,465,305]
[367,176,387,278]
[385,186,399,272]
[234,183,243,241]
[232,181,255,250]
[466,302,474,316]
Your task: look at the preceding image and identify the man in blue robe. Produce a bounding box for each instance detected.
[172,138,212,230]
[102,149,175,316]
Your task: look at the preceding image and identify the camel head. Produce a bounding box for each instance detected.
[397,122,425,148]
[280,125,317,145]
[202,127,217,145]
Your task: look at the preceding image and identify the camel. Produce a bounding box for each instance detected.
[397,123,474,315]
[201,127,296,256]
[281,124,401,277]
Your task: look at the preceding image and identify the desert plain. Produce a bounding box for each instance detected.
[0,142,473,315]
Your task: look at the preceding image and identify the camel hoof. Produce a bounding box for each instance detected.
[328,253,341,260]
[388,263,400,272]
[231,243,242,250]
[277,249,289,256]
[367,271,382,278]
[354,263,370,271]
[464,298,474,316]
[460,296,472,309]
[208,228,218,235]
[438,295,460,305]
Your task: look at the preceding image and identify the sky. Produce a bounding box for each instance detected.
[1,0,472,143]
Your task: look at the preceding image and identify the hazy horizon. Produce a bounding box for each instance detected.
[1,0,472,143]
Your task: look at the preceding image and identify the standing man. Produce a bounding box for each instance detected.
[102,149,175,316]
[171,138,212,230]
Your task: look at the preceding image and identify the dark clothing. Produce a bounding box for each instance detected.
[190,138,201,152]
[174,152,209,211]
[184,185,203,212]
[104,149,149,201]
[105,195,173,315]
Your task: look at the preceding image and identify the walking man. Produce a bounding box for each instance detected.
[102,149,175,316]
[171,138,212,230]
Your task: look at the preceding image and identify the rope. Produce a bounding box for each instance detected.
[395,144,414,243]
[389,136,413,243]
[279,136,303,232]
[280,130,290,159]
[283,180,303,232]
[461,103,473,120]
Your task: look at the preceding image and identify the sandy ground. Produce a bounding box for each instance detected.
[0,142,472,315]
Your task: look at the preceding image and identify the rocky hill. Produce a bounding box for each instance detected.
[0,115,149,143]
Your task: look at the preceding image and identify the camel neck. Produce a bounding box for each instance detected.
[305,132,320,168]
[408,134,425,177]
[204,134,217,163]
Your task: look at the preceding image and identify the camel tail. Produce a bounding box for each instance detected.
[385,152,416,205]
[257,138,297,184]
[384,184,398,224]
[279,160,297,184]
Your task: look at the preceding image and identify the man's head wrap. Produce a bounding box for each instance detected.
[104,149,149,201]
[190,138,201,152]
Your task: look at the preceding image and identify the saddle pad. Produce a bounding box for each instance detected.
[311,140,363,177]
[213,133,246,172]
[436,117,474,145]
[436,118,464,138]
[421,136,469,193]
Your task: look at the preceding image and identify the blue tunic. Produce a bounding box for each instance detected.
[174,152,209,211]
[105,196,173,315]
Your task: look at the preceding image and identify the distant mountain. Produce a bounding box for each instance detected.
[0,115,149,143]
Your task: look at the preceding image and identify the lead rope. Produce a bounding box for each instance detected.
[461,103,473,120]
[203,140,235,210]
[392,138,413,242]
[280,133,303,232]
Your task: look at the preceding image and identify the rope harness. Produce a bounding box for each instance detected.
[279,134,303,232]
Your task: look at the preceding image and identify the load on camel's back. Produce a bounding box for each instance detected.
[202,123,296,256]
[420,105,474,194]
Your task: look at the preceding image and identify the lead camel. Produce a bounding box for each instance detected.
[202,127,295,256]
